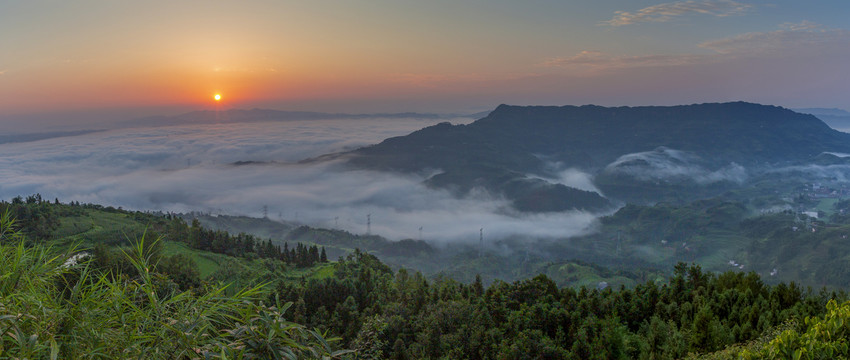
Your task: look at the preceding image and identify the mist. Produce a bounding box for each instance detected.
[532,157,604,195]
[0,117,602,244]
[769,164,850,182]
[603,147,748,184]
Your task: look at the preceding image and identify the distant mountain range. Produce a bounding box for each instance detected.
[0,129,103,145]
[121,108,476,128]
[794,107,850,132]
[336,102,850,211]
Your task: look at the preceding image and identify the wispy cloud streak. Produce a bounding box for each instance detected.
[542,51,703,70]
[604,147,747,184]
[602,0,752,26]
[700,23,850,54]
[544,22,850,74]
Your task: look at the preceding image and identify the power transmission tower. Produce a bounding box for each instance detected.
[617,230,622,256]
[479,228,484,258]
[367,214,371,235]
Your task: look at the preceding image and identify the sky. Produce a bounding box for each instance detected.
[2,0,850,127]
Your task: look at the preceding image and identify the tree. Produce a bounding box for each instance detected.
[473,274,484,298]
[157,253,201,290]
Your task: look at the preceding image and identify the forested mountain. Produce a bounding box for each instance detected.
[341,102,850,209]
[352,102,849,170]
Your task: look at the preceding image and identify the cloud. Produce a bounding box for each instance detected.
[604,147,747,184]
[768,164,850,182]
[531,160,604,195]
[0,116,604,245]
[602,0,752,26]
[780,20,822,31]
[386,72,535,88]
[541,51,702,70]
[700,24,850,55]
[824,152,850,158]
[552,169,602,194]
[543,22,850,76]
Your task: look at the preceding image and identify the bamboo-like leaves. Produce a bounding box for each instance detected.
[0,215,347,359]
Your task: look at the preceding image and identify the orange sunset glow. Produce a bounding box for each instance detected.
[1,1,849,122]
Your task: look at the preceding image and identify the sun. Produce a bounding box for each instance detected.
[214,94,221,101]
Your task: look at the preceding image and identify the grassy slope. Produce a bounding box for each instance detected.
[51,209,147,247]
[161,241,222,278]
[49,207,335,286]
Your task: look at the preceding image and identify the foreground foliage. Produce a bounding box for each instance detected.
[0,213,348,359]
[741,299,850,359]
[277,251,841,359]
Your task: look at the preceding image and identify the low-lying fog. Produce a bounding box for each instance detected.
[0,117,603,244]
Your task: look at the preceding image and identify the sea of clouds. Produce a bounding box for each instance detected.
[0,117,603,244]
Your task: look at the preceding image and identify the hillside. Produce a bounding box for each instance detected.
[1,198,336,293]
[0,201,348,359]
[4,203,848,359]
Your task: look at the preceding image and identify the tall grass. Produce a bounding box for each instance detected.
[0,211,351,359]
